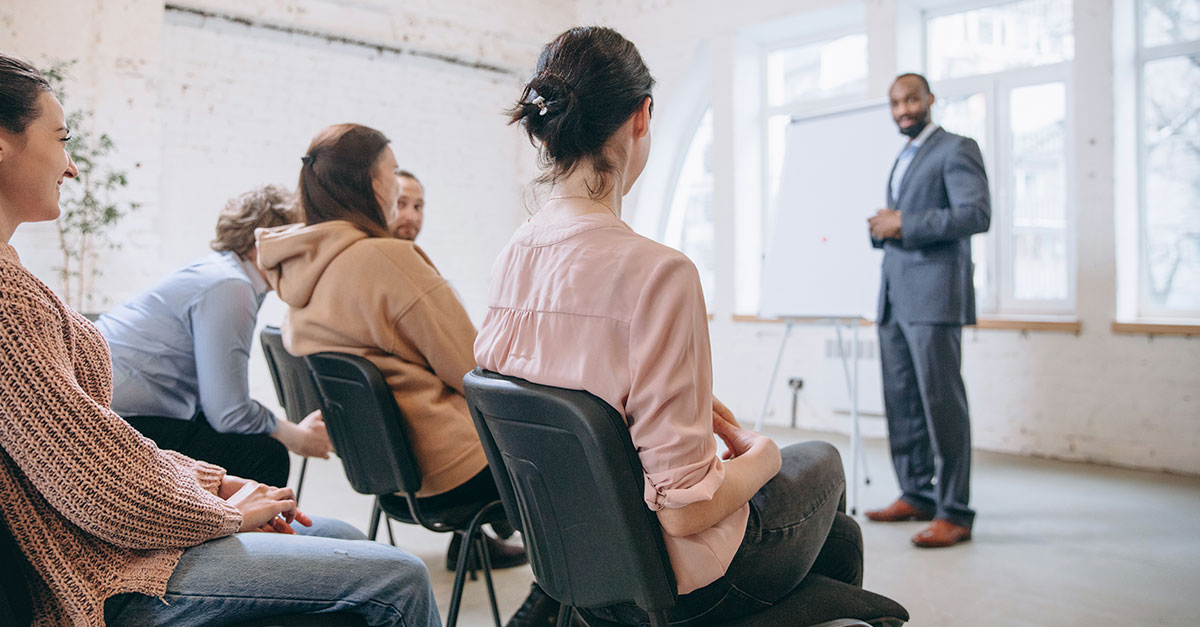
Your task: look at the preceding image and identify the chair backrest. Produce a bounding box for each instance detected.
[304,352,422,497]
[462,369,677,614]
[259,326,324,425]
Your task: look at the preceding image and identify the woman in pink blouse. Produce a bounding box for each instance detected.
[474,27,865,626]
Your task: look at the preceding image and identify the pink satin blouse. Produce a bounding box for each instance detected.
[474,212,749,594]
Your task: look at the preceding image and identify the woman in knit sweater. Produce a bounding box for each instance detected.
[0,53,439,627]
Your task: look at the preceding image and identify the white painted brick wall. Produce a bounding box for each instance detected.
[154,7,555,409]
[157,7,536,319]
[2,0,570,415]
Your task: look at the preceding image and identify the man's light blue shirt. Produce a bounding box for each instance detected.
[890,122,939,205]
[97,251,278,434]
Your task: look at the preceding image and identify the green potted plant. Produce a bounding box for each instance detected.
[42,60,138,313]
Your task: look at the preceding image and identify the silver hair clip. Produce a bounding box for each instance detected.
[532,95,548,116]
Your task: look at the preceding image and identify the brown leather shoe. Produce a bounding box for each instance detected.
[865,499,934,522]
[911,519,971,548]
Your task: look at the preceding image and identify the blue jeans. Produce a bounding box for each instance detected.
[104,517,441,627]
[587,442,861,626]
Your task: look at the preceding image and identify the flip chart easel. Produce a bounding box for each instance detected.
[755,316,872,515]
[754,103,902,516]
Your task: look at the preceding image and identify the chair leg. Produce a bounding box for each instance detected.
[446,528,482,627]
[557,604,573,626]
[475,533,502,627]
[368,498,382,541]
[295,457,309,504]
[446,502,505,627]
[648,611,669,627]
[385,518,396,546]
[469,540,479,581]
[455,530,479,581]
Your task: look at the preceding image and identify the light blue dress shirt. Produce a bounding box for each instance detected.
[890,122,939,204]
[97,251,278,434]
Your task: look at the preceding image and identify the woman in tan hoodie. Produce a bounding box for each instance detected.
[257,123,492,505]
[255,125,552,625]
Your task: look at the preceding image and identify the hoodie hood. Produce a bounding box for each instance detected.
[255,221,368,307]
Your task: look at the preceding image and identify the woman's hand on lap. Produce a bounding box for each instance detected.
[714,411,779,468]
[225,481,311,533]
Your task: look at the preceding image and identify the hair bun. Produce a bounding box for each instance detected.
[506,27,654,195]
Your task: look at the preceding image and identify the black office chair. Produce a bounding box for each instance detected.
[463,369,909,627]
[305,352,506,627]
[259,326,324,503]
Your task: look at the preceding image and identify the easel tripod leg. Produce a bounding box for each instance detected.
[756,320,794,432]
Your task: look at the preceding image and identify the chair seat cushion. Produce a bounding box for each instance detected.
[725,574,908,627]
[578,574,907,627]
[377,493,506,530]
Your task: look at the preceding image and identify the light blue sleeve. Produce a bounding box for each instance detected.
[188,279,277,434]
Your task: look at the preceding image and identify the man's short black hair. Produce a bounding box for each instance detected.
[894,72,931,94]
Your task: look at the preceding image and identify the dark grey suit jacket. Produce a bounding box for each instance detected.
[873,127,991,325]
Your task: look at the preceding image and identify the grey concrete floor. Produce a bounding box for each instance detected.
[288,427,1200,626]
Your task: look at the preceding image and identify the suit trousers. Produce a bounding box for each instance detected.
[877,318,975,528]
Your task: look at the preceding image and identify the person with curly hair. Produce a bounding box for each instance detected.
[96,184,332,486]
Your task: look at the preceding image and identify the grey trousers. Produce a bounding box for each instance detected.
[878,318,975,528]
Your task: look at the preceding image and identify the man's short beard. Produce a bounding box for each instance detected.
[900,115,929,139]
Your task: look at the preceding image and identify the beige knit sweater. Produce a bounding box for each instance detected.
[0,244,243,626]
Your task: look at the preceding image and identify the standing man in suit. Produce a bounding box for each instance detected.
[865,73,990,548]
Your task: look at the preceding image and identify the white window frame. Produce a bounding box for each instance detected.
[923,2,1077,316]
[1135,4,1200,319]
[662,106,717,307]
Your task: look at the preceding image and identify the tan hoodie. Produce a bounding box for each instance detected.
[256,221,487,497]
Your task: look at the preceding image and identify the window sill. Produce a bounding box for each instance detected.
[973,316,1081,334]
[729,314,1081,333]
[1111,321,1200,337]
[730,314,872,326]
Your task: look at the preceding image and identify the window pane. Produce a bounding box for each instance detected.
[1010,82,1068,301]
[936,93,989,158]
[972,233,994,311]
[935,93,994,309]
[766,113,790,215]
[766,33,867,106]
[927,0,1074,80]
[1012,232,1068,300]
[665,109,715,304]
[1141,0,1200,47]
[1142,55,1200,312]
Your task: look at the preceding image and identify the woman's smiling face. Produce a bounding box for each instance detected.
[0,91,78,239]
